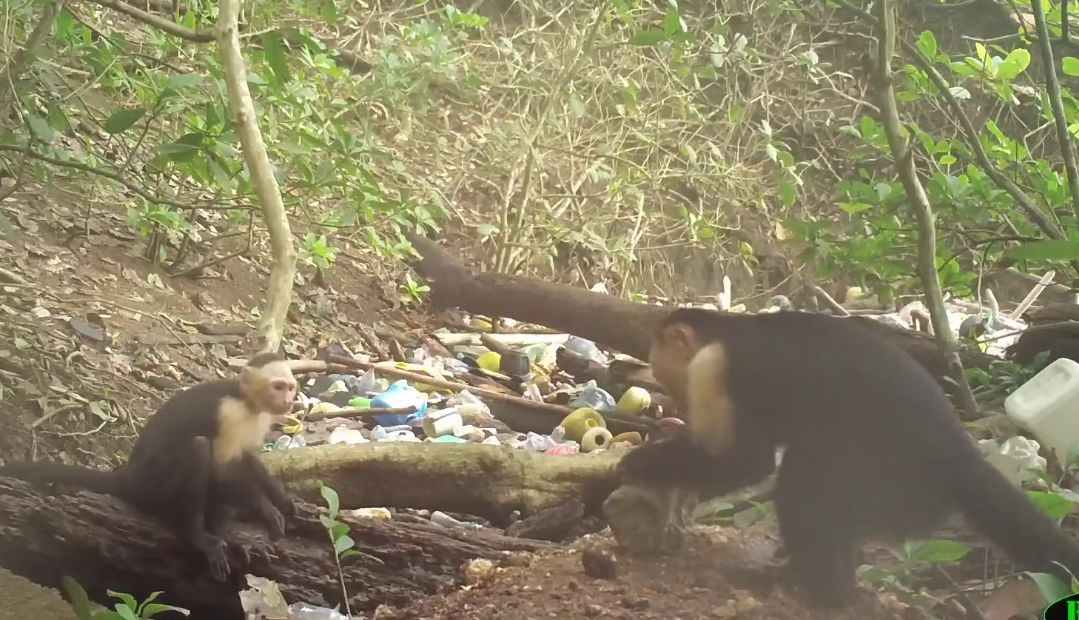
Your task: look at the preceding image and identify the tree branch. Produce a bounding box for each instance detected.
[873,0,979,417]
[1031,0,1079,224]
[0,0,66,121]
[834,0,1067,243]
[87,0,214,42]
[0,144,252,213]
[216,0,295,354]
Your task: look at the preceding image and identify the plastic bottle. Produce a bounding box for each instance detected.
[1004,357,1079,460]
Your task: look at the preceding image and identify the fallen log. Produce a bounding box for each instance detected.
[0,472,549,619]
[1007,302,1079,365]
[264,442,622,526]
[402,233,995,388]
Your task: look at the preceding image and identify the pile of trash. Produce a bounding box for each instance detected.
[269,328,665,460]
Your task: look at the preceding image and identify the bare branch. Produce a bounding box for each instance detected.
[216,0,296,354]
[87,0,214,42]
[872,0,979,417]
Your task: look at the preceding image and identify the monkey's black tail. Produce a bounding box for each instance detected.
[942,451,1079,581]
[0,461,119,496]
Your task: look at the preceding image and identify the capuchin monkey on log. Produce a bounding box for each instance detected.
[0,352,298,582]
[618,307,1079,607]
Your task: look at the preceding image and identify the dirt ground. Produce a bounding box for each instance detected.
[390,526,920,620]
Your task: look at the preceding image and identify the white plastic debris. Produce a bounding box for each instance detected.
[977,436,1047,486]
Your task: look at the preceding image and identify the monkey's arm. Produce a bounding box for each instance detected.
[241,452,294,510]
[618,428,776,499]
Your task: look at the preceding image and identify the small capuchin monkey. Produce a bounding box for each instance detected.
[0,352,298,582]
[618,307,1079,607]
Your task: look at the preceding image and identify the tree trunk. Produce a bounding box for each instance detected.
[403,232,994,388]
[264,442,622,526]
[0,477,548,619]
[217,0,295,354]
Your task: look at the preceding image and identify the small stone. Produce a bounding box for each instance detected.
[585,604,605,617]
[581,548,618,580]
[620,595,651,611]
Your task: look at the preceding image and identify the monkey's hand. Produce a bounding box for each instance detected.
[255,495,287,539]
[617,437,689,485]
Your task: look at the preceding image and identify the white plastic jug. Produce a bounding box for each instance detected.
[1004,357,1079,461]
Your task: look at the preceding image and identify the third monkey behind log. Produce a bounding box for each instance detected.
[619,307,1079,606]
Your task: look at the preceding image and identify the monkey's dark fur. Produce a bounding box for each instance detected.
[619,307,1079,606]
[0,352,295,582]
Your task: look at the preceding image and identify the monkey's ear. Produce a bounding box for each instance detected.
[239,365,260,386]
[660,323,696,353]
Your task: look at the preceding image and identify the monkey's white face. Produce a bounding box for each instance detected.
[648,325,699,407]
[242,360,297,415]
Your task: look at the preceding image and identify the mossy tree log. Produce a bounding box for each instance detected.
[0,442,619,618]
[403,233,994,389]
[264,442,622,526]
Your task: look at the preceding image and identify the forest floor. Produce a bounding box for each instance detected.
[0,184,1048,620]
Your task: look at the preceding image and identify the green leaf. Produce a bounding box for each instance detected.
[908,539,970,564]
[662,8,684,35]
[916,30,937,59]
[321,0,340,24]
[777,177,797,207]
[330,522,349,540]
[320,484,340,518]
[62,576,95,620]
[104,108,147,134]
[1065,57,1079,77]
[28,114,55,143]
[997,48,1031,80]
[47,103,73,135]
[263,31,291,85]
[938,154,957,165]
[334,534,356,555]
[167,73,204,90]
[107,590,139,612]
[140,603,190,618]
[1027,490,1075,520]
[629,29,668,45]
[112,604,138,620]
[837,202,873,214]
[1005,239,1079,262]
[1028,571,1075,602]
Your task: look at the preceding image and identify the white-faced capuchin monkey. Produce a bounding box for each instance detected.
[0,352,298,582]
[618,307,1079,607]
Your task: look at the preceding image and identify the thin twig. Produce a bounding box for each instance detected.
[1031,0,1079,224]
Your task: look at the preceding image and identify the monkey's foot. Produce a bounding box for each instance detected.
[189,532,231,582]
[228,536,278,567]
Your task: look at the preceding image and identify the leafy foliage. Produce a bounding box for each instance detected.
[63,577,189,619]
